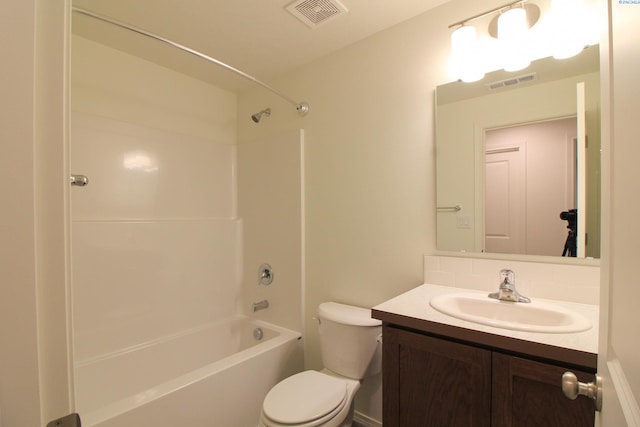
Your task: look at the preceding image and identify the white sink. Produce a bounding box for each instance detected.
[429,293,592,333]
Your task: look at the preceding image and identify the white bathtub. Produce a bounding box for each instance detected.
[74,317,303,427]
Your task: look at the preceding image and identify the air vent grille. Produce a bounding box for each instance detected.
[486,72,538,91]
[286,0,348,28]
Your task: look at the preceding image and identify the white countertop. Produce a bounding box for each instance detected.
[373,283,599,355]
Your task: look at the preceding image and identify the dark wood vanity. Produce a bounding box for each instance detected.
[372,308,597,427]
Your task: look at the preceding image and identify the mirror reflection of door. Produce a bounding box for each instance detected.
[484,117,577,256]
[484,141,527,254]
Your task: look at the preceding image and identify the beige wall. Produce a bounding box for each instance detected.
[0,1,71,426]
[599,1,640,424]
[237,0,457,350]
[236,0,470,421]
[35,0,74,422]
[238,130,304,332]
[0,1,42,425]
[71,36,237,142]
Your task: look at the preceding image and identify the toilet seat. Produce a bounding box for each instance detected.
[262,370,348,426]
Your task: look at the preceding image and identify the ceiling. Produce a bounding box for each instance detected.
[72,0,451,92]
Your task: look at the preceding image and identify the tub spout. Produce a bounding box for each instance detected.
[252,299,269,312]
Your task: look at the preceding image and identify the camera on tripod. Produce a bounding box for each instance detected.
[560,209,577,232]
[560,209,577,257]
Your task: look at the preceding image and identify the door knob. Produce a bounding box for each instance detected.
[562,371,603,411]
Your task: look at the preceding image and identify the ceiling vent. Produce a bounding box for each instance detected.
[485,72,538,91]
[286,0,348,28]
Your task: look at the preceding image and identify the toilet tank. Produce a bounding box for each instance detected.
[317,302,382,379]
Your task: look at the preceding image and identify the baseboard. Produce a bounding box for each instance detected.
[353,411,382,427]
[608,358,640,425]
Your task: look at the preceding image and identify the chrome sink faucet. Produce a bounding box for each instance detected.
[489,269,531,303]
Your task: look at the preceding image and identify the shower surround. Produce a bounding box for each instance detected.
[70,35,303,425]
[71,112,239,361]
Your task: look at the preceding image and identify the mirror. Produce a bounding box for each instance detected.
[436,45,600,259]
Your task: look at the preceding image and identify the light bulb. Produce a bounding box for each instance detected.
[498,7,530,72]
[450,25,485,83]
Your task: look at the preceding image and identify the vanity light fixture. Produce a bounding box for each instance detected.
[449,0,540,81]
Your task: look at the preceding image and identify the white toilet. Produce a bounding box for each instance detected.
[260,302,382,427]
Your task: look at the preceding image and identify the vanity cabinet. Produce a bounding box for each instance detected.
[382,325,491,426]
[382,325,596,427]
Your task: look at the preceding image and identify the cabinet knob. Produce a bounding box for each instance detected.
[562,371,603,411]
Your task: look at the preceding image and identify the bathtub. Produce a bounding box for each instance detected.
[74,317,303,427]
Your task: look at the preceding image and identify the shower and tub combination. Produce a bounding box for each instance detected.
[70,109,304,426]
[70,8,306,426]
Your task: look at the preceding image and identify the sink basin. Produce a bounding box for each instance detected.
[429,293,592,333]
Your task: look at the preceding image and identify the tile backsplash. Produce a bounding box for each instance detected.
[424,256,600,305]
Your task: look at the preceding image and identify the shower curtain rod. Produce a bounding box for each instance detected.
[72,7,310,116]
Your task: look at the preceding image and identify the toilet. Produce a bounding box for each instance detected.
[260,302,382,427]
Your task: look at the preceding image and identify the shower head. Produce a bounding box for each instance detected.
[251,108,271,123]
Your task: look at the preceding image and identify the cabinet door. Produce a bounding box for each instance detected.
[492,352,595,427]
[383,326,491,427]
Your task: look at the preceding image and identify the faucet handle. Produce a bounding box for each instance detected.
[500,269,515,285]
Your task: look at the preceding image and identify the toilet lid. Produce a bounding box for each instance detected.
[263,371,347,425]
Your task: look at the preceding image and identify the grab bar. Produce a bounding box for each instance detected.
[436,204,462,212]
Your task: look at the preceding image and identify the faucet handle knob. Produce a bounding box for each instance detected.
[500,269,515,284]
[258,263,274,286]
